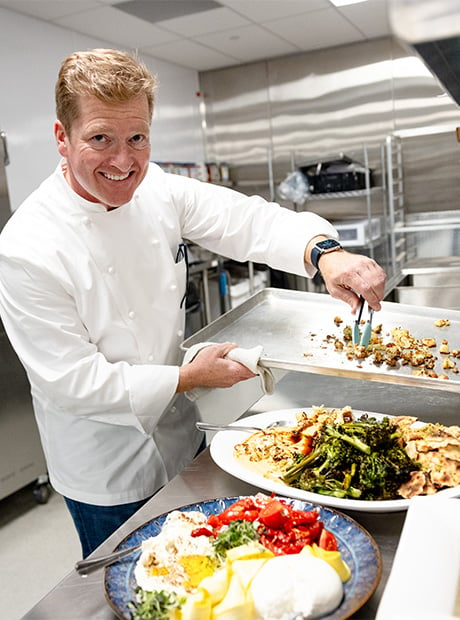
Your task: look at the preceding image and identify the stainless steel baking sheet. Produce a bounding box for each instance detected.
[182,288,460,394]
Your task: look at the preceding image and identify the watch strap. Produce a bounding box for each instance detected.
[311,240,342,270]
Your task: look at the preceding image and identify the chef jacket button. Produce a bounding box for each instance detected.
[147,354,154,362]
[151,238,159,246]
[82,217,91,226]
[170,283,177,291]
[107,266,115,274]
[171,406,176,413]
[128,310,136,320]
[177,329,184,337]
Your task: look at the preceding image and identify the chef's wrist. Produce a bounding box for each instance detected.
[305,236,329,268]
[177,365,193,393]
[307,236,343,271]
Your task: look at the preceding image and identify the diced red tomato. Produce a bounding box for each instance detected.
[204,497,334,557]
[258,499,290,529]
[207,497,260,527]
[219,508,259,524]
[298,519,323,541]
[259,525,312,555]
[207,514,221,528]
[288,508,319,527]
[190,527,214,538]
[318,528,338,551]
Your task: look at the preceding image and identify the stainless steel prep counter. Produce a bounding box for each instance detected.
[23,371,459,620]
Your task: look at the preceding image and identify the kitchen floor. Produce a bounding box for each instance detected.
[0,482,81,620]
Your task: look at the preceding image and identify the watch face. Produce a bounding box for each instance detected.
[317,239,340,250]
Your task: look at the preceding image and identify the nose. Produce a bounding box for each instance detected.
[109,142,133,171]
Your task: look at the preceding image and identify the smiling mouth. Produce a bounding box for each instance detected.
[101,171,133,181]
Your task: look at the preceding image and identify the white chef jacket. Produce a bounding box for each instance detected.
[0,162,338,505]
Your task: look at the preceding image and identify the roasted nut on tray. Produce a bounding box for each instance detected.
[439,340,450,354]
[434,319,451,327]
[320,318,459,382]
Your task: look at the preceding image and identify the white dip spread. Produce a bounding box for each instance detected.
[134,510,214,594]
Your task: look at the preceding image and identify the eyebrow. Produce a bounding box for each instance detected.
[86,123,149,135]
[84,125,109,136]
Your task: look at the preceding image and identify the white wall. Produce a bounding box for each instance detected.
[0,7,204,211]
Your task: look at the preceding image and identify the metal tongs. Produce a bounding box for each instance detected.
[75,543,142,576]
[353,296,374,347]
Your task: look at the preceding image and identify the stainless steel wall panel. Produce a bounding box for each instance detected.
[200,63,272,166]
[267,38,395,165]
[399,132,460,214]
[199,37,460,217]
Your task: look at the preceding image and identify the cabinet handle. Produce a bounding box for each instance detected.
[1,131,10,166]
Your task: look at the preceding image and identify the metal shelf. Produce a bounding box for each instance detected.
[305,186,382,200]
[395,222,460,233]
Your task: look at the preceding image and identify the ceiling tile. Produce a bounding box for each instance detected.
[116,0,222,23]
[218,0,330,22]
[54,6,179,48]
[341,0,391,38]
[197,24,300,62]
[141,38,238,72]
[0,0,102,20]
[263,7,365,51]
[0,0,394,71]
[155,7,250,37]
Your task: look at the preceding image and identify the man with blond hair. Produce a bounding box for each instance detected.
[0,49,385,557]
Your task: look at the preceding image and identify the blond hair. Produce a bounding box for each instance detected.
[55,48,158,134]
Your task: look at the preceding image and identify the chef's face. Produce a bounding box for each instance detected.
[54,93,151,209]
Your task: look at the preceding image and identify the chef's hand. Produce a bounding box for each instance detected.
[177,342,256,393]
[318,250,386,313]
[306,238,386,313]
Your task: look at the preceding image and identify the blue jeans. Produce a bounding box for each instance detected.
[65,435,207,558]
[64,495,152,558]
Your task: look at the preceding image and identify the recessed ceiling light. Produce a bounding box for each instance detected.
[330,0,369,7]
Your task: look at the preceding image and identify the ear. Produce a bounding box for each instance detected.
[54,120,68,157]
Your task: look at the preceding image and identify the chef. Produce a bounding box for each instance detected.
[0,48,386,558]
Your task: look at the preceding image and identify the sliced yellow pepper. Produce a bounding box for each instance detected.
[211,573,253,620]
[181,588,212,620]
[301,544,351,582]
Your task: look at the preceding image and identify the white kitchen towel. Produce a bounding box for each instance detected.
[182,342,276,401]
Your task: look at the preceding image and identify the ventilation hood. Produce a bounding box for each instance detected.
[389,0,460,106]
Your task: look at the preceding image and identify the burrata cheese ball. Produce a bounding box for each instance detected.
[250,553,343,619]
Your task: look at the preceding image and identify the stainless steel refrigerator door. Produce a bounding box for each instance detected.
[0,130,47,500]
[0,319,47,500]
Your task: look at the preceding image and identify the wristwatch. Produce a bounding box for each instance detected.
[310,239,343,270]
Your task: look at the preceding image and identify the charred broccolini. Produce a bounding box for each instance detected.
[282,416,419,500]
